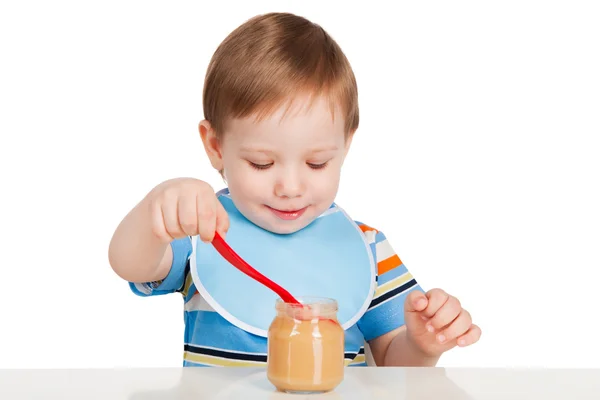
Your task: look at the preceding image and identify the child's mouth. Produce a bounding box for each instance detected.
[266,206,308,220]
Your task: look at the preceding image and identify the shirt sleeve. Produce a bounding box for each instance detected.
[357,226,425,341]
[129,236,193,297]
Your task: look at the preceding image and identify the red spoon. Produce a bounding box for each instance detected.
[211,231,301,305]
[211,232,339,325]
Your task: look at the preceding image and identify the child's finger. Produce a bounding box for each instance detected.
[197,194,217,243]
[215,200,230,238]
[435,309,472,344]
[162,193,185,239]
[426,295,462,330]
[178,193,198,236]
[456,324,482,347]
[405,290,428,313]
[150,198,174,242]
[420,288,449,319]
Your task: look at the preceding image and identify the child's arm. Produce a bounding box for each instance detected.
[369,289,481,366]
[355,225,480,367]
[108,195,173,283]
[108,178,229,284]
[369,326,440,367]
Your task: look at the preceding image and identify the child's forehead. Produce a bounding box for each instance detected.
[223,99,346,149]
[235,93,344,128]
[233,104,343,135]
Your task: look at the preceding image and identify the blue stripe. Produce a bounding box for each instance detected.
[358,282,423,341]
[343,324,367,353]
[184,310,268,353]
[170,237,192,287]
[183,360,212,367]
[374,231,387,244]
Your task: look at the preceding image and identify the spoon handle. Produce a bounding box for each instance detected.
[212,232,300,304]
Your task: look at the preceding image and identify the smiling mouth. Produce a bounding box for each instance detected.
[266,206,308,220]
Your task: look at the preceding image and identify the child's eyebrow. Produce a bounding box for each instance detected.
[240,146,339,154]
[310,145,339,153]
[239,147,273,154]
[238,145,339,157]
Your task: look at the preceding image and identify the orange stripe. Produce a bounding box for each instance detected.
[359,224,378,233]
[377,254,402,275]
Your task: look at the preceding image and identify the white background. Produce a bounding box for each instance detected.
[1,1,599,369]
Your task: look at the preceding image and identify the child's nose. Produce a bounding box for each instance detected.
[274,170,305,198]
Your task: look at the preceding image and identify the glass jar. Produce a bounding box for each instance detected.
[267,297,345,394]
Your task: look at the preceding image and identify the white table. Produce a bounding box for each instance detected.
[1,367,599,399]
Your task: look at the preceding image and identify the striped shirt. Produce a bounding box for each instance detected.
[130,222,423,367]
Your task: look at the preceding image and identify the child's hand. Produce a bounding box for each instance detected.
[147,178,229,243]
[404,289,481,357]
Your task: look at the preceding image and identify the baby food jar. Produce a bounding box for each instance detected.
[267,297,345,394]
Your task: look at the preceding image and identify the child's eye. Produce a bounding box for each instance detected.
[249,161,273,170]
[307,161,328,170]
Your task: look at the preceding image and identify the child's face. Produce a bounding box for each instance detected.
[202,95,352,234]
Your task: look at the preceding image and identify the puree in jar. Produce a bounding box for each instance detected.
[267,297,344,393]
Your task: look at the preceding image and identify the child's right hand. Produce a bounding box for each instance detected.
[147,178,229,243]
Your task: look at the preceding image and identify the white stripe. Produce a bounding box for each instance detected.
[133,283,152,295]
[184,292,216,312]
[363,229,377,245]
[375,239,396,262]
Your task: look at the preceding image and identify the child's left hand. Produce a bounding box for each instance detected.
[404,289,481,357]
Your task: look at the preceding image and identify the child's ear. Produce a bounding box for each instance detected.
[199,120,223,172]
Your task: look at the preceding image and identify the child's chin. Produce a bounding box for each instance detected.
[259,216,314,235]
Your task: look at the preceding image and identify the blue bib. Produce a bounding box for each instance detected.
[190,189,376,337]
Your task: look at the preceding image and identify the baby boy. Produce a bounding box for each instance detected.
[109,12,480,367]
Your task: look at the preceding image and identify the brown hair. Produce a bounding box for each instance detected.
[202,12,359,140]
